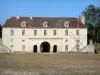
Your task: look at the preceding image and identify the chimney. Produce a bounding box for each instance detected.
[80,15,85,25]
[3,21,5,25]
[16,15,19,19]
[30,14,33,19]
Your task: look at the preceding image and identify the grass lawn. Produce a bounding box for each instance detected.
[95,43,100,53]
[0,53,100,68]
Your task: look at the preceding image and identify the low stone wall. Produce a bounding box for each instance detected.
[0,45,10,53]
[80,44,94,53]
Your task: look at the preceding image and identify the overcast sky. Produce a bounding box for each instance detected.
[0,0,100,25]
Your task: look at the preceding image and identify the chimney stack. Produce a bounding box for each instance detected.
[16,15,19,19]
[80,15,85,25]
[30,14,33,19]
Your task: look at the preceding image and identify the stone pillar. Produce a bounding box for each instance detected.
[37,45,41,53]
[50,45,53,53]
[89,39,94,53]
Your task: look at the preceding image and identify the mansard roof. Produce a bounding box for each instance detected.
[3,16,85,28]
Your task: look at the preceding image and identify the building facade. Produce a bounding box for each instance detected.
[2,15,87,53]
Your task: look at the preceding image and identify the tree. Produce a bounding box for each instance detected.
[0,24,2,38]
[82,5,100,44]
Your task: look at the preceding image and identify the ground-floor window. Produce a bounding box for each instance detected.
[33,45,37,53]
[10,45,14,52]
[53,45,57,52]
[65,45,68,51]
[22,45,25,51]
[76,45,80,51]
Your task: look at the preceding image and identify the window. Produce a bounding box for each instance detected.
[34,30,37,35]
[10,39,13,42]
[10,29,14,36]
[65,30,68,35]
[76,40,80,44]
[22,45,25,51]
[76,45,80,51]
[65,45,68,51]
[43,21,48,27]
[65,39,68,42]
[54,30,56,35]
[11,45,14,47]
[22,30,25,35]
[22,40,25,42]
[64,21,69,27]
[21,21,27,27]
[10,45,14,52]
[76,30,79,35]
[44,30,47,35]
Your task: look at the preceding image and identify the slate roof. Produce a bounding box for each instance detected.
[3,16,85,28]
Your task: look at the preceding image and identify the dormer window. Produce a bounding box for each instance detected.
[64,21,70,27]
[43,21,48,27]
[21,21,27,27]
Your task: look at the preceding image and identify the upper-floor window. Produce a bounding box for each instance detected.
[76,30,79,35]
[34,30,37,35]
[65,30,68,35]
[43,21,48,27]
[44,30,47,35]
[64,21,70,27]
[10,29,14,36]
[54,30,56,35]
[21,21,27,27]
[22,30,25,35]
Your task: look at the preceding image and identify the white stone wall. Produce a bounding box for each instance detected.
[2,28,87,53]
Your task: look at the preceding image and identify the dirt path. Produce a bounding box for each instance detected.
[0,53,100,75]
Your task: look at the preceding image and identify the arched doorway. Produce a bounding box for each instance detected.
[40,42,50,52]
[53,45,57,52]
[33,45,37,53]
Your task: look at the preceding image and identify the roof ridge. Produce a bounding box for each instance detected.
[11,16,77,19]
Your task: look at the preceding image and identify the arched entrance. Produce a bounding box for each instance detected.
[53,45,57,52]
[40,41,50,52]
[33,45,37,53]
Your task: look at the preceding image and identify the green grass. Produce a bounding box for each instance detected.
[95,43,100,53]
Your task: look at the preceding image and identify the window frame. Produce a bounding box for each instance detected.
[43,21,48,27]
[34,30,37,35]
[54,30,56,35]
[64,21,69,27]
[10,29,14,36]
[76,40,80,44]
[76,44,80,51]
[22,30,25,36]
[44,30,47,35]
[22,45,25,51]
[11,45,14,47]
[76,30,79,35]
[21,21,27,27]
[22,40,25,42]
[65,30,68,35]
[65,45,68,51]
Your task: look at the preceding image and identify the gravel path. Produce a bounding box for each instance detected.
[0,67,100,75]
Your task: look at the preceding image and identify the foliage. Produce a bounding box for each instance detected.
[82,5,100,43]
[0,25,2,38]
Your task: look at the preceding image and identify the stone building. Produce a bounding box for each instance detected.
[2,15,87,53]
